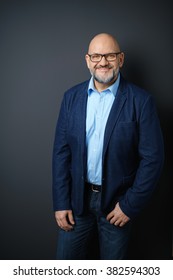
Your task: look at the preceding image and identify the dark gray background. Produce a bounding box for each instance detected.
[0,0,172,259]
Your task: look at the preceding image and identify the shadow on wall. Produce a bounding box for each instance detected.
[122,52,172,259]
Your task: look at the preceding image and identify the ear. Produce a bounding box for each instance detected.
[118,52,125,68]
[85,54,90,68]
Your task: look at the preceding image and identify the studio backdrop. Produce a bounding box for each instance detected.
[0,0,172,259]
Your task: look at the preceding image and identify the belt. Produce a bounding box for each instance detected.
[86,182,101,192]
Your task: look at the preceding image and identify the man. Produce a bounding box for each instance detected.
[52,33,164,259]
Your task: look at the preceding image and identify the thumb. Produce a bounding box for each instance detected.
[68,211,75,225]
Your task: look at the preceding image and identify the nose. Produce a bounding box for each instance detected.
[99,55,109,66]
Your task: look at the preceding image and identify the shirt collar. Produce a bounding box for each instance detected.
[88,73,120,97]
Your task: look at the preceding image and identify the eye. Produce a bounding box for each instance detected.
[107,53,116,60]
[91,54,101,61]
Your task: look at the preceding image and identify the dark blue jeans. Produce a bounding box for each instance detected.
[56,189,131,260]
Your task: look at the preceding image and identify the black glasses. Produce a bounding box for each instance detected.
[87,52,121,62]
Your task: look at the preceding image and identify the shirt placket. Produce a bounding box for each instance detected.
[90,93,104,183]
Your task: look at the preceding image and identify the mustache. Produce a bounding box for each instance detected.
[95,65,113,69]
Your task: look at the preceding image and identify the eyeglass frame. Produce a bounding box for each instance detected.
[87,52,122,62]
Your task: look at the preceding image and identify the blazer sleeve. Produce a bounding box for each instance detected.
[52,94,72,211]
[119,95,164,218]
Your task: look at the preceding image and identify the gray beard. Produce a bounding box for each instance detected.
[91,68,119,84]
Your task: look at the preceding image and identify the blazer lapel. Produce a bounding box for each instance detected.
[77,82,89,169]
[102,83,127,160]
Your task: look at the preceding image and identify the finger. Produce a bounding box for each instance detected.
[62,226,73,231]
[109,214,121,224]
[114,219,122,226]
[106,211,114,221]
[109,216,117,224]
[61,218,73,230]
[119,221,126,227]
[68,211,75,225]
[60,224,73,231]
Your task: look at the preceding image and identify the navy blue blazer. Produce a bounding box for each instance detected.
[52,75,164,218]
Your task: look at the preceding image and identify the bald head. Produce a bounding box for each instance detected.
[88,33,121,54]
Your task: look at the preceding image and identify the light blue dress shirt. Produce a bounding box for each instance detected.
[86,74,120,185]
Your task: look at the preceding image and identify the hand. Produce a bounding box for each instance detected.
[106,202,130,227]
[55,210,75,231]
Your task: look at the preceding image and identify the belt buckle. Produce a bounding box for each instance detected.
[91,184,99,192]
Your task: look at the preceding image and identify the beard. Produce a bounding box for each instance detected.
[90,66,119,84]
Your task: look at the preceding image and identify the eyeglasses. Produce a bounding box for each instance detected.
[87,52,121,62]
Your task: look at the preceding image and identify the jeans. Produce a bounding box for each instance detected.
[56,189,131,260]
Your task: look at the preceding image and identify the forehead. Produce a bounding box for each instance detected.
[88,36,119,54]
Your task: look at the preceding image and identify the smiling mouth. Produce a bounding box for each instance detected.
[96,67,112,72]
